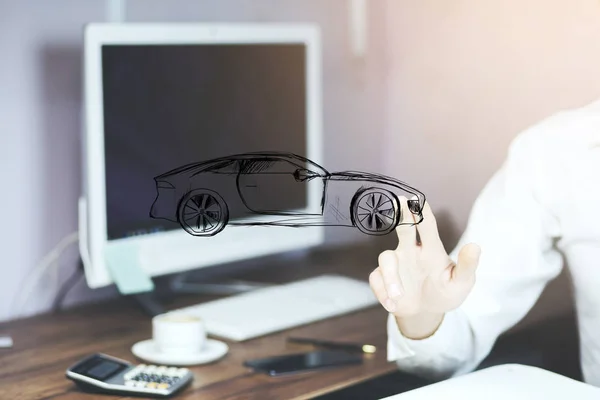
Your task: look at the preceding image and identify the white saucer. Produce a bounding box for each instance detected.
[131,339,229,366]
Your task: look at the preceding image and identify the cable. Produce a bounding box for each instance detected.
[52,263,84,313]
[349,0,368,57]
[12,232,79,317]
[106,0,126,22]
[14,231,79,315]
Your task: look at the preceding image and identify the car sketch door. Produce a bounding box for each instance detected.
[237,159,323,215]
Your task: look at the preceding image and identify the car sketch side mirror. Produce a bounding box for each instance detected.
[293,168,318,182]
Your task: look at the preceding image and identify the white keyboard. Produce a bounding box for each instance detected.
[170,275,378,341]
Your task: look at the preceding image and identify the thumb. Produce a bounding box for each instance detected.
[453,243,481,282]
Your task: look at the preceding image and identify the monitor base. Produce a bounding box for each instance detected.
[170,273,274,296]
[131,275,273,317]
[132,292,166,316]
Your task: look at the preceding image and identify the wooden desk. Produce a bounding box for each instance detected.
[0,243,399,400]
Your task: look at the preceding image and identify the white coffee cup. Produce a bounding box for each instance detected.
[152,313,206,355]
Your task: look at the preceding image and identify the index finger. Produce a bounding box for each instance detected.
[395,196,417,254]
[415,201,443,249]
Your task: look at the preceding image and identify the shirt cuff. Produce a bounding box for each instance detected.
[386,309,467,362]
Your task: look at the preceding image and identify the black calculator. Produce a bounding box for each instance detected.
[66,353,193,398]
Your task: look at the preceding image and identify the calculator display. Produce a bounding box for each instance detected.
[87,360,124,380]
[72,355,128,381]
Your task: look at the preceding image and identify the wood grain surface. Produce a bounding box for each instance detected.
[0,243,398,400]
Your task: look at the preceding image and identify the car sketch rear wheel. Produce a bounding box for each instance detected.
[351,188,399,236]
[177,189,229,236]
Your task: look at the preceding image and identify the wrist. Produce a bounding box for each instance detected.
[394,312,444,340]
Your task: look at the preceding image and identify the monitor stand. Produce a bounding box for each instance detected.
[128,247,311,317]
[133,293,167,316]
[169,272,274,295]
[132,274,273,317]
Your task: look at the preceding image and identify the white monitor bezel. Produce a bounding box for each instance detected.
[82,23,324,288]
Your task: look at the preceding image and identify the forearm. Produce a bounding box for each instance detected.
[387,309,475,381]
[395,312,444,340]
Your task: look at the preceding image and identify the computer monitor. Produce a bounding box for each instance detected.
[80,23,324,289]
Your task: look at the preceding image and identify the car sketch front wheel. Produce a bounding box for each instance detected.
[177,189,229,236]
[351,188,399,236]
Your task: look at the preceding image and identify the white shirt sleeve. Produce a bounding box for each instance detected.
[387,124,565,380]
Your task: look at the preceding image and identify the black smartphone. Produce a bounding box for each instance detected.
[243,351,363,376]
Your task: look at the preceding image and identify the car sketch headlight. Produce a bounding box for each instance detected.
[408,199,421,214]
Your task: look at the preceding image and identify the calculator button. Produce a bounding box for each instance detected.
[135,381,147,388]
[156,366,167,373]
[124,368,141,380]
[125,381,136,387]
[157,383,170,390]
[147,382,158,389]
[132,365,144,373]
[166,367,179,376]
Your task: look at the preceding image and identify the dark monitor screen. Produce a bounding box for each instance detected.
[101,44,307,240]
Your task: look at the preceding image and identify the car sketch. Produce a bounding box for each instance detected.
[149,152,425,237]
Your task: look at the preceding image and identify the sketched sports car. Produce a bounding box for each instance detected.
[150,152,425,237]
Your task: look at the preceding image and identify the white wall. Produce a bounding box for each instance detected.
[0,0,116,322]
[0,0,388,322]
[383,0,600,328]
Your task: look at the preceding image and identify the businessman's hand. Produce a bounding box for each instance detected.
[368,198,481,339]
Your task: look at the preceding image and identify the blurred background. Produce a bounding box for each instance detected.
[2,0,600,341]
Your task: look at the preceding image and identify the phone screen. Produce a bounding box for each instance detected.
[244,351,363,376]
